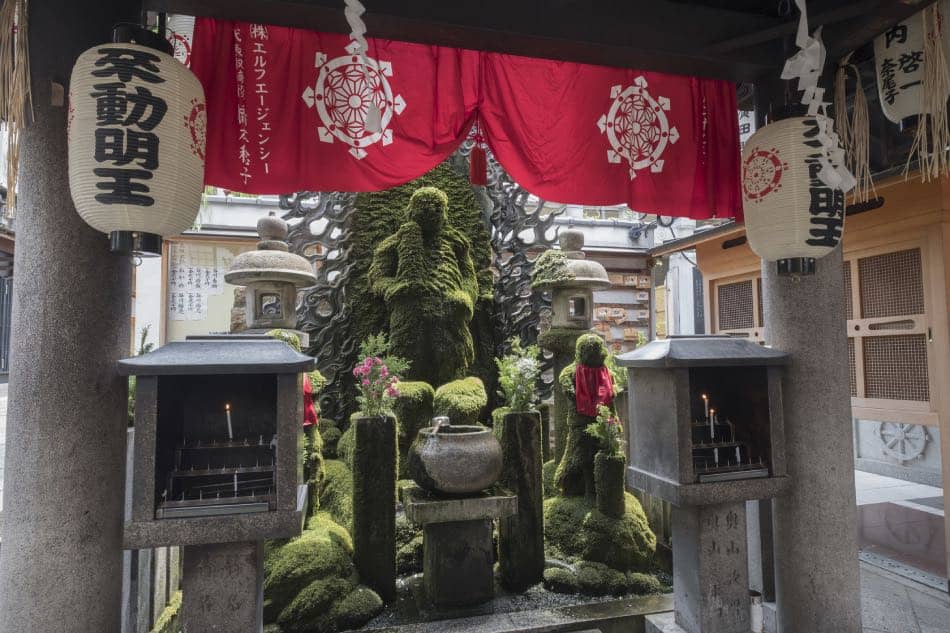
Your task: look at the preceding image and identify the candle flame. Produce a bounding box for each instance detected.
[702,394,707,400]
[225,403,230,411]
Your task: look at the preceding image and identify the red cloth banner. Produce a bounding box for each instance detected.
[190,18,741,219]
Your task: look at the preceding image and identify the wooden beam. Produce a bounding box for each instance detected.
[145,0,780,80]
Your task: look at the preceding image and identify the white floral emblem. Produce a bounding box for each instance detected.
[302,40,406,160]
[597,76,678,180]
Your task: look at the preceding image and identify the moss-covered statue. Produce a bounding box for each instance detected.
[368,186,479,387]
[555,334,615,497]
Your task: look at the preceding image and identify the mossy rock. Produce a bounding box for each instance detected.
[542,459,557,499]
[304,512,354,554]
[395,513,423,576]
[329,585,384,631]
[544,493,655,572]
[542,567,580,594]
[626,571,666,595]
[264,523,355,619]
[318,460,353,531]
[433,377,487,425]
[267,328,303,352]
[277,576,354,633]
[393,381,435,477]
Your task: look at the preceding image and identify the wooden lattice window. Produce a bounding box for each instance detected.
[862,335,930,401]
[858,249,924,319]
[717,279,754,331]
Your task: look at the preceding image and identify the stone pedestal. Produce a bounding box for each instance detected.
[762,250,862,633]
[496,411,545,590]
[403,486,516,607]
[182,541,263,632]
[539,328,584,464]
[352,414,397,602]
[0,3,137,632]
[648,503,750,633]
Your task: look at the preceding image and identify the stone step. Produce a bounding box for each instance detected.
[359,594,673,633]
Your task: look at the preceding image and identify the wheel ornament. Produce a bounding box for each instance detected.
[302,40,406,160]
[597,76,678,180]
[877,422,928,464]
[742,146,788,202]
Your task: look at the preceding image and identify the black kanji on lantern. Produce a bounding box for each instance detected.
[801,119,844,248]
[884,24,908,48]
[90,47,168,206]
[879,57,899,105]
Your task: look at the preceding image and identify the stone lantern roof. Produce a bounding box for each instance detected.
[532,229,611,291]
[224,212,317,288]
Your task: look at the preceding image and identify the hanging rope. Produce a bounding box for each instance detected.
[0,0,32,218]
[834,53,875,202]
[906,3,950,182]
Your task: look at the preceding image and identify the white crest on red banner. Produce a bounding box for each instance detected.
[302,40,406,160]
[597,76,678,180]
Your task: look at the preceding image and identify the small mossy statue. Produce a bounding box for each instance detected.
[555,334,614,497]
[369,186,479,387]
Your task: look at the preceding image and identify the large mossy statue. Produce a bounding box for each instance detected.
[544,334,658,594]
[368,186,479,386]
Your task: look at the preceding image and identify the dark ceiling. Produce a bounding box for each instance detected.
[147,0,935,81]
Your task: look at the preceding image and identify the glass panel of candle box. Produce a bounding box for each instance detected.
[154,373,278,518]
[689,366,772,482]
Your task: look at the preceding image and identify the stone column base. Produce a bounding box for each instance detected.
[182,541,263,632]
[646,612,687,632]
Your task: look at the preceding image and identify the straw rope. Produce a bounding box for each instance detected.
[0,0,32,217]
[906,3,950,182]
[835,53,875,202]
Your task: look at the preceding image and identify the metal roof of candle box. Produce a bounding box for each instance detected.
[617,335,790,506]
[119,336,313,548]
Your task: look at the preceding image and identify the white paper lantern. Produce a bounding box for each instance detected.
[741,117,845,274]
[68,42,206,251]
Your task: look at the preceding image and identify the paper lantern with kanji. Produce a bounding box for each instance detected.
[873,14,927,123]
[741,117,844,275]
[68,43,206,255]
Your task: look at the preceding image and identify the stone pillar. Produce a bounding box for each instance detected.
[182,542,263,632]
[496,410,544,590]
[762,248,861,633]
[424,519,494,606]
[665,502,750,633]
[0,2,136,632]
[540,328,582,464]
[352,414,396,602]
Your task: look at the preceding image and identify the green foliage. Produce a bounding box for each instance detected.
[542,561,664,597]
[336,426,355,469]
[395,514,424,575]
[544,493,656,573]
[392,381,435,479]
[329,586,384,631]
[495,337,541,412]
[149,590,181,633]
[433,377,488,425]
[530,250,573,288]
[308,369,327,395]
[321,426,342,459]
[268,328,303,352]
[586,404,623,456]
[542,567,580,594]
[318,460,353,532]
[137,325,155,355]
[605,353,627,396]
[357,333,410,377]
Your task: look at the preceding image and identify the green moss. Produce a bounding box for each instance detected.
[337,425,356,469]
[531,250,573,289]
[149,590,181,633]
[396,533,424,575]
[304,512,354,554]
[321,427,342,459]
[626,571,666,594]
[277,576,353,633]
[393,381,435,479]
[537,327,583,355]
[337,161,494,418]
[329,585,384,631]
[576,333,608,367]
[433,377,487,425]
[542,459,557,499]
[542,567,580,594]
[544,493,655,572]
[318,460,353,531]
[308,369,327,396]
[491,406,511,430]
[267,328,303,352]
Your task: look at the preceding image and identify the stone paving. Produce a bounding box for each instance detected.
[861,562,950,633]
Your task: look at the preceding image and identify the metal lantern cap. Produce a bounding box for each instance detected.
[616,335,789,368]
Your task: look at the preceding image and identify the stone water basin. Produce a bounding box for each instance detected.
[407,425,503,495]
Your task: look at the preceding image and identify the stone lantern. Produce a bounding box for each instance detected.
[534,229,611,462]
[226,212,316,341]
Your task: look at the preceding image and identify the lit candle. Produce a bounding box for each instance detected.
[225,403,234,440]
[233,473,238,495]
[735,446,741,463]
[702,394,709,419]
[709,408,715,438]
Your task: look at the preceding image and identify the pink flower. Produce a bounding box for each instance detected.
[386,386,399,398]
[373,357,382,366]
[379,366,389,378]
[361,379,370,387]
